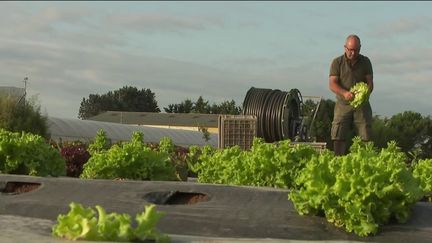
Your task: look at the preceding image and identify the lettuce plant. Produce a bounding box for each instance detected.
[412,158,432,201]
[52,202,169,242]
[61,142,90,177]
[289,137,423,236]
[349,82,369,109]
[0,129,65,176]
[80,131,177,181]
[189,138,317,188]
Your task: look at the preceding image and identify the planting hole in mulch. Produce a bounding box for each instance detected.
[143,191,210,205]
[1,181,41,195]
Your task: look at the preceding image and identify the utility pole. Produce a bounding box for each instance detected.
[23,77,28,97]
[17,77,28,106]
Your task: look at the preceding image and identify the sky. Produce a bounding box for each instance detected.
[1,1,431,119]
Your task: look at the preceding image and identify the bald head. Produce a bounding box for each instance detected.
[346,34,361,45]
[344,34,361,60]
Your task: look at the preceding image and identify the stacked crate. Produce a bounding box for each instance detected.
[218,115,257,150]
[291,141,327,153]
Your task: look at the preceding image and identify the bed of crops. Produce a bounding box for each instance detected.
[1,128,431,237]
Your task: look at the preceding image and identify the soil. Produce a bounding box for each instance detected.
[1,182,41,194]
[143,191,210,205]
[166,192,210,205]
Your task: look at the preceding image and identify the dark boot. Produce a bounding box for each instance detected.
[333,140,346,156]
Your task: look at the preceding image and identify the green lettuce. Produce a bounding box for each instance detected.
[189,137,318,188]
[289,137,423,236]
[0,129,66,176]
[412,158,432,201]
[52,202,99,241]
[349,82,370,109]
[135,204,170,243]
[52,202,169,242]
[80,131,177,181]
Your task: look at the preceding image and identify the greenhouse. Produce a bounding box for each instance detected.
[47,116,217,147]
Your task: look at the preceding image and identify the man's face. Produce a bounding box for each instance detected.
[344,38,361,60]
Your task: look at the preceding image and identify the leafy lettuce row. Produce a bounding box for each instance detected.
[52,202,169,242]
[0,129,65,176]
[289,137,424,236]
[80,131,177,181]
[189,138,318,188]
[412,158,432,201]
[188,135,430,237]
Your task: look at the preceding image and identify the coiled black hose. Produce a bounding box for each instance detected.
[242,87,303,142]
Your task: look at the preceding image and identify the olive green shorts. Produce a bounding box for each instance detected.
[331,101,372,141]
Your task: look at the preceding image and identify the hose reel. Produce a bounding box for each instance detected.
[242,87,303,143]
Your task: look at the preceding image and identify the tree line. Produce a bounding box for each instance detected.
[78,86,241,119]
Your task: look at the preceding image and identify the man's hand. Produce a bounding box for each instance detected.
[329,76,356,101]
[343,90,354,101]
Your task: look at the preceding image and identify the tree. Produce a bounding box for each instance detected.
[193,96,209,113]
[370,115,393,149]
[78,86,160,119]
[384,111,432,159]
[369,111,432,160]
[164,96,241,115]
[163,104,177,113]
[302,98,334,148]
[163,99,194,113]
[0,95,49,139]
[209,100,241,115]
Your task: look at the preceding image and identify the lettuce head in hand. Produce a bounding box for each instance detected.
[349,82,370,109]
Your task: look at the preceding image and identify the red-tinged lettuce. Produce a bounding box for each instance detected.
[289,137,423,237]
[52,202,169,242]
[149,138,191,181]
[60,142,90,177]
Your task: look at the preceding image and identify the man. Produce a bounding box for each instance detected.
[329,34,374,155]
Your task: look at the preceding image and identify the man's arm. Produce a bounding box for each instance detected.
[329,75,354,101]
[366,74,373,94]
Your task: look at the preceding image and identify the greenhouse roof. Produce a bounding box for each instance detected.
[47,117,217,147]
[88,111,220,127]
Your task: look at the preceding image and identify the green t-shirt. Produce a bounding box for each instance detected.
[329,54,373,103]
